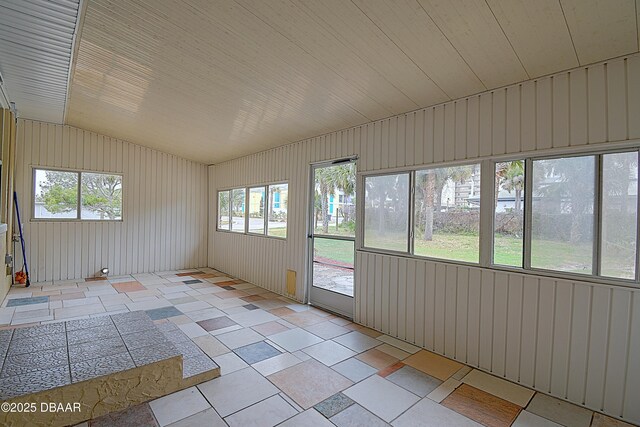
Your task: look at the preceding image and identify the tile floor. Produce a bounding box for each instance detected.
[1,268,635,427]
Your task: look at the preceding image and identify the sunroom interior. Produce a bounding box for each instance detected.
[0,1,639,426]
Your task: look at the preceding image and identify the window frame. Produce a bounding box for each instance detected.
[32,167,124,222]
[217,189,231,231]
[358,146,640,288]
[362,162,484,264]
[247,185,267,235]
[361,170,412,256]
[216,181,288,241]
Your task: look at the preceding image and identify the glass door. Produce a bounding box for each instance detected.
[308,159,356,318]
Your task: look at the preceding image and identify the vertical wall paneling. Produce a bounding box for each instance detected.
[210,54,640,424]
[15,120,208,282]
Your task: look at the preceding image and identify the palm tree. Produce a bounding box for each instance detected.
[314,164,356,233]
[416,165,474,241]
[498,161,524,212]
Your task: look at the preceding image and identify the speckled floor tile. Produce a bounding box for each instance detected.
[591,413,636,427]
[197,316,238,331]
[343,375,420,422]
[12,322,65,338]
[331,358,377,382]
[329,404,390,427]
[2,346,68,377]
[121,328,169,350]
[162,328,193,345]
[130,342,181,366]
[224,394,298,427]
[304,321,350,340]
[234,341,281,364]
[355,348,399,370]
[403,350,464,381]
[6,296,50,307]
[113,317,157,334]
[198,367,278,417]
[68,336,127,362]
[332,331,380,353]
[386,365,442,397]
[525,392,593,427]
[71,352,136,383]
[8,332,67,355]
[0,365,71,399]
[251,321,290,336]
[67,324,120,345]
[174,340,206,358]
[192,335,230,358]
[183,354,219,378]
[314,393,355,418]
[146,306,184,320]
[268,359,353,409]
[66,315,114,331]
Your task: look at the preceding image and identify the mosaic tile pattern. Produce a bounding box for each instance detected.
[113,317,156,334]
[67,324,120,345]
[0,268,616,426]
[66,315,114,331]
[0,366,71,399]
[8,332,67,354]
[70,352,136,383]
[12,322,64,338]
[2,347,68,377]
[130,343,181,366]
[121,329,170,351]
[183,354,219,378]
[68,336,128,363]
[174,340,206,358]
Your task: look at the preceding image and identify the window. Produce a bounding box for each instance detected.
[218,183,288,239]
[531,155,595,275]
[230,188,246,233]
[81,172,123,220]
[267,183,288,238]
[33,168,122,221]
[218,190,230,231]
[494,161,525,267]
[248,186,265,234]
[363,173,409,252]
[414,164,481,263]
[600,152,638,279]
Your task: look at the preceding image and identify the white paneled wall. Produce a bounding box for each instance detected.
[211,53,640,424]
[15,120,208,283]
[356,253,640,423]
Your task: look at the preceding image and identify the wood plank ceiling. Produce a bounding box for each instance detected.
[0,0,82,123]
[61,0,640,163]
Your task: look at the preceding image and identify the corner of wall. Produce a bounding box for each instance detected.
[207,164,216,269]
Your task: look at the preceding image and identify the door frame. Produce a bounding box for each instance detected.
[306,157,357,318]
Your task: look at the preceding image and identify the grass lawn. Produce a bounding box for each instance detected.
[271,226,632,278]
[313,238,354,265]
[266,226,287,238]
